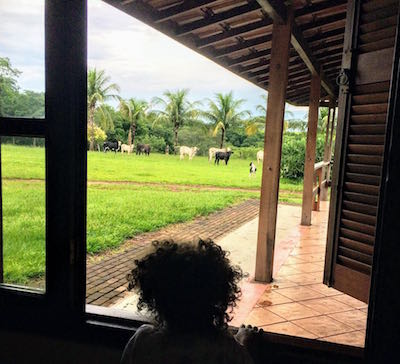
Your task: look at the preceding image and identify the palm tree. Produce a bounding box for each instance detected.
[87,68,120,150]
[119,98,148,146]
[151,89,200,148]
[202,92,250,148]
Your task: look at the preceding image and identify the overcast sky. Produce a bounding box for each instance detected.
[0,0,308,118]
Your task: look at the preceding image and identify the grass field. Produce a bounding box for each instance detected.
[1,144,303,285]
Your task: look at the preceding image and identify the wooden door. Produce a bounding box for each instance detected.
[324,0,399,303]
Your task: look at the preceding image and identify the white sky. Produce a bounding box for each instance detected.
[0,0,308,118]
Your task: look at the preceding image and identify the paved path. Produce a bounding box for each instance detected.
[86,199,260,306]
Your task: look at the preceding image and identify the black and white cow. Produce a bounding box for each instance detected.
[249,161,257,177]
[103,140,121,153]
[136,143,151,156]
[214,150,233,165]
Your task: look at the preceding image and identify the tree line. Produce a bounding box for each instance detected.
[1,58,332,178]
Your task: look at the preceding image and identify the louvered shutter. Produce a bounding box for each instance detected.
[324,0,399,303]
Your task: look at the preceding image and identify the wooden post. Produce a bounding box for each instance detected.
[321,101,333,201]
[255,13,292,282]
[327,102,337,183]
[301,74,321,226]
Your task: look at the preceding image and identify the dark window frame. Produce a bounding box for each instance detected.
[0,1,399,363]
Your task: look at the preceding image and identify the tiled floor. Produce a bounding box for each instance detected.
[231,202,367,348]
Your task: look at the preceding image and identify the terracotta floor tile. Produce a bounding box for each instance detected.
[276,265,302,276]
[291,245,326,255]
[282,256,305,265]
[307,283,343,297]
[332,295,368,309]
[263,321,317,339]
[277,286,325,301]
[328,310,367,330]
[300,297,353,314]
[266,302,319,321]
[292,262,323,273]
[320,330,366,347]
[359,307,369,313]
[284,273,321,285]
[292,253,325,263]
[257,290,293,307]
[293,316,354,337]
[270,278,298,289]
[243,307,286,327]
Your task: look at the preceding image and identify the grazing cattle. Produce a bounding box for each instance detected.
[121,144,134,154]
[103,140,121,153]
[208,147,231,162]
[257,150,264,164]
[180,146,199,160]
[136,143,151,156]
[249,161,257,177]
[215,151,233,165]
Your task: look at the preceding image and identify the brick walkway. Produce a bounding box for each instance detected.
[86,199,260,306]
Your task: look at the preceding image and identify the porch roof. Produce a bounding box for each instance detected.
[103,0,346,106]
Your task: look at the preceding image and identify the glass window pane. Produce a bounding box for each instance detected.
[1,137,45,291]
[0,1,45,118]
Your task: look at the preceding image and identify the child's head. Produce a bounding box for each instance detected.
[127,239,243,332]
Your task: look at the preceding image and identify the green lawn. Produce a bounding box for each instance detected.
[1,144,303,285]
[2,145,303,191]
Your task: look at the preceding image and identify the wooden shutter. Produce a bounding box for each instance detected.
[324,0,399,303]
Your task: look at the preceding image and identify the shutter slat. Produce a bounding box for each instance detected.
[347,154,383,165]
[348,144,384,155]
[346,172,381,186]
[337,256,372,275]
[339,237,375,256]
[348,135,385,144]
[349,124,386,134]
[346,163,381,175]
[342,209,377,225]
[342,192,379,206]
[340,227,375,245]
[341,218,375,235]
[338,246,373,265]
[351,114,387,124]
[352,92,389,104]
[342,199,377,215]
[352,103,388,114]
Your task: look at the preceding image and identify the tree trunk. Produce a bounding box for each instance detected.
[12,137,15,144]
[33,138,37,147]
[88,106,95,151]
[174,125,179,153]
[220,128,225,148]
[128,128,132,146]
[131,124,136,147]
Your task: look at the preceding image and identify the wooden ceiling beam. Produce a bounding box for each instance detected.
[295,0,347,18]
[255,0,336,97]
[300,13,346,32]
[154,0,220,24]
[255,0,287,24]
[226,49,271,67]
[196,18,272,49]
[176,2,261,37]
[214,34,272,58]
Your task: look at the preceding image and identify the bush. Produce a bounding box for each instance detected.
[228,133,325,180]
[138,135,166,153]
[280,133,325,180]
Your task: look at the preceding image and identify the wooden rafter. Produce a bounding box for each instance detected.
[214,34,272,58]
[255,0,336,97]
[176,2,261,37]
[154,0,220,23]
[196,18,272,49]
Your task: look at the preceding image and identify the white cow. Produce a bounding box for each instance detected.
[121,144,134,154]
[180,146,199,160]
[208,147,231,162]
[257,150,264,164]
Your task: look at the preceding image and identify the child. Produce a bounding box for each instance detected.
[121,239,256,364]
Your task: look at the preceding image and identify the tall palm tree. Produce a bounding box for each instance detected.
[119,98,148,146]
[87,68,120,150]
[151,89,200,148]
[202,92,250,148]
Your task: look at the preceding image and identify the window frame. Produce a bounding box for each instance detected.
[1,1,399,363]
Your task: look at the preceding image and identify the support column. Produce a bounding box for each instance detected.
[301,73,321,226]
[321,100,333,201]
[327,102,337,183]
[255,14,292,282]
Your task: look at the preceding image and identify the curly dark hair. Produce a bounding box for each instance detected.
[126,239,243,332]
